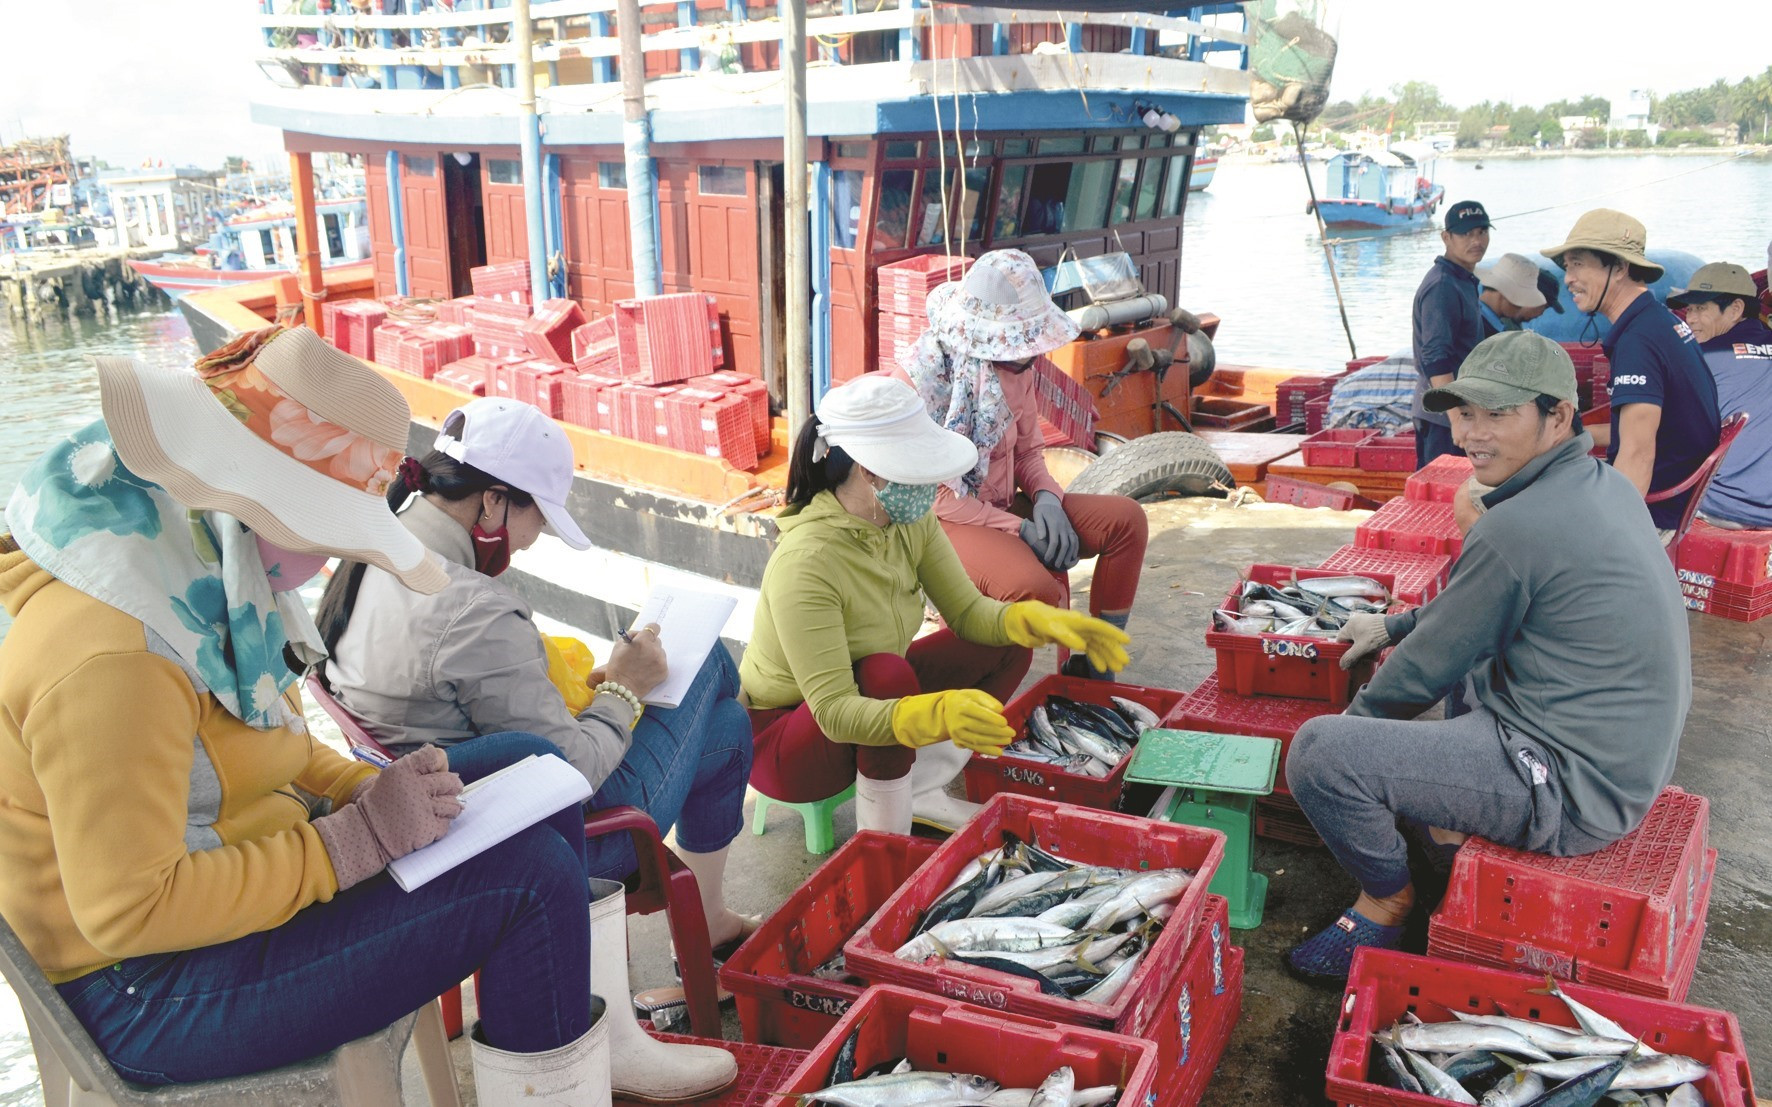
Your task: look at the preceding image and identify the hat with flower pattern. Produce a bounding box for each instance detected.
[931,249,1080,362]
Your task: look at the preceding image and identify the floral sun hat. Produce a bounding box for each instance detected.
[931,249,1080,363]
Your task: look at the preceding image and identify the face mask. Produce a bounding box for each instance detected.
[253,534,330,592]
[472,497,513,577]
[874,481,938,525]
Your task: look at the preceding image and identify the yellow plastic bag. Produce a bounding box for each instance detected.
[542,635,599,714]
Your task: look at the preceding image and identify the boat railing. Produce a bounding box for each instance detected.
[252,1,1251,91]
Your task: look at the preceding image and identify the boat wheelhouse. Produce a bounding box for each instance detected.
[1313,141,1443,231]
[130,196,370,299]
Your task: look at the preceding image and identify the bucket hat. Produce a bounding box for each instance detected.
[1541,208,1664,284]
[931,249,1080,362]
[1474,253,1548,309]
[435,398,591,550]
[1424,330,1577,413]
[1667,262,1758,309]
[813,375,979,485]
[95,325,447,593]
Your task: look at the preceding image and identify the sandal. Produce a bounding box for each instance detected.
[1284,908,1403,985]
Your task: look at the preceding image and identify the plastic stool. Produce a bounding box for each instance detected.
[752,784,856,855]
[1127,729,1280,931]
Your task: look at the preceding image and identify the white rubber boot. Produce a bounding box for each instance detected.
[470,999,609,1107]
[855,772,915,835]
[589,878,738,1104]
[909,743,981,834]
[676,843,760,951]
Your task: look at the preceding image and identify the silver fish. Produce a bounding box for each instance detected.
[1664,1085,1704,1107]
[1293,574,1391,600]
[1082,870,1191,930]
[1077,945,1144,1004]
[1480,1069,1545,1107]
[1450,1012,1632,1056]
[895,918,1077,962]
[1058,725,1126,769]
[1029,1067,1072,1107]
[1035,884,1125,928]
[1213,609,1274,634]
[803,1072,999,1107]
[982,1086,1118,1107]
[1523,1054,1710,1091]
[1399,1047,1477,1104]
[1537,977,1661,1056]
[1027,707,1064,753]
[1373,1039,1424,1094]
[1389,1022,1555,1062]
[971,870,1064,917]
[1109,697,1160,732]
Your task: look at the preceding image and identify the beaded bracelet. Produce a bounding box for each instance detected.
[593,681,645,729]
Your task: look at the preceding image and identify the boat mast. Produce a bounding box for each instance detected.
[514,0,549,305]
[782,0,810,437]
[618,0,662,297]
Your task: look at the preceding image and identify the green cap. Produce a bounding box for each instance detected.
[1424,330,1577,413]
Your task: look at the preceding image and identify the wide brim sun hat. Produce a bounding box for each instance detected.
[815,374,980,486]
[931,249,1080,362]
[96,325,448,593]
[1541,208,1665,284]
[1474,253,1548,309]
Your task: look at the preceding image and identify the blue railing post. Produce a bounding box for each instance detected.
[811,160,833,399]
[678,1,700,71]
[899,0,920,62]
[259,0,276,48]
[1065,19,1083,54]
[591,12,614,83]
[992,21,1009,56]
[385,151,410,295]
[376,0,397,88]
[1130,27,1147,55]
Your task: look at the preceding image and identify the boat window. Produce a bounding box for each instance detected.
[403,155,435,177]
[831,169,864,250]
[1146,132,1171,148]
[915,165,989,247]
[1132,157,1164,221]
[1090,135,1118,152]
[1159,153,1188,217]
[874,169,915,249]
[698,165,747,196]
[323,213,345,258]
[1001,139,1031,157]
[1107,159,1139,225]
[259,228,277,263]
[1062,159,1115,231]
[1021,163,1071,236]
[1040,136,1087,155]
[883,140,920,160]
[994,164,1029,238]
[1122,134,1146,150]
[834,142,871,161]
[488,158,522,185]
[598,162,627,190]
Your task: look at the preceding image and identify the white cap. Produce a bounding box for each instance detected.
[435,398,592,550]
[1474,252,1548,309]
[815,375,979,486]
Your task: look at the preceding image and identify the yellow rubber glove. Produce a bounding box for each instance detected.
[1001,601,1131,675]
[891,689,1017,756]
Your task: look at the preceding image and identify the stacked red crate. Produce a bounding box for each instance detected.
[1674,520,1772,621]
[435,354,517,397]
[873,253,972,373]
[699,393,760,470]
[707,371,771,452]
[1314,543,1451,605]
[469,261,530,304]
[1029,356,1097,449]
[613,293,724,385]
[434,296,477,326]
[1355,498,1464,558]
[560,371,619,431]
[522,298,586,365]
[572,317,620,373]
[323,300,387,360]
[471,296,534,360]
[1403,453,1475,502]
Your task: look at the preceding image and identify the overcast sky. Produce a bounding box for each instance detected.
[3,1,1770,168]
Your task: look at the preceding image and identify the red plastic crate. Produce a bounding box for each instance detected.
[1403,453,1474,503]
[774,986,1160,1107]
[1304,396,1332,434]
[708,371,772,452]
[619,384,664,444]
[522,297,586,365]
[469,260,530,304]
[700,393,760,470]
[720,833,940,1049]
[435,354,514,398]
[1273,375,1338,427]
[1300,428,1373,468]
[1314,544,1451,606]
[648,384,684,447]
[843,795,1225,1034]
[323,299,387,360]
[1676,520,1772,589]
[1253,792,1323,847]
[614,293,724,384]
[572,316,620,371]
[660,385,723,453]
[596,382,629,437]
[471,295,533,359]
[1144,896,1243,1107]
[434,295,477,326]
[560,371,619,431]
[1345,356,1385,373]
[1681,579,1772,622]
[1355,498,1463,558]
[1204,564,1402,705]
[1190,396,1272,431]
[961,675,1186,811]
[1354,433,1417,472]
[620,1034,808,1107]
[1030,356,1097,450]
[1428,787,1712,998]
[876,252,974,316]
[1263,476,1366,512]
[1326,949,1755,1107]
[1161,674,1342,795]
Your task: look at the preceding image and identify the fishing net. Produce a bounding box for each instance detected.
[1247,0,1338,125]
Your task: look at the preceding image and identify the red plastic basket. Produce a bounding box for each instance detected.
[614,293,724,384]
[1314,543,1451,606]
[1354,433,1417,472]
[1031,356,1097,450]
[1160,674,1343,795]
[700,393,761,470]
[1204,564,1402,705]
[469,260,530,303]
[1326,949,1756,1107]
[1253,792,1324,848]
[1140,896,1242,1107]
[961,675,1186,811]
[560,371,619,431]
[1428,787,1712,998]
[1403,453,1474,503]
[1274,375,1338,427]
[843,795,1225,1034]
[522,297,586,365]
[620,1034,808,1107]
[1263,475,1361,511]
[1681,579,1772,622]
[1355,498,1463,557]
[1345,356,1385,373]
[721,833,941,1049]
[877,253,974,316]
[1675,520,1772,589]
[572,316,620,371]
[323,299,386,360]
[1300,428,1373,468]
[707,371,772,452]
[1304,396,1332,434]
[774,986,1159,1107]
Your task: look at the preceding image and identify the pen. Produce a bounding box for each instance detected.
[617,629,635,645]
[352,746,393,769]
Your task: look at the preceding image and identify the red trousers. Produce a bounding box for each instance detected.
[941,493,1148,613]
[747,630,1031,803]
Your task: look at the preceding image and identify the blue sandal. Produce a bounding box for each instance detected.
[1285,909,1404,984]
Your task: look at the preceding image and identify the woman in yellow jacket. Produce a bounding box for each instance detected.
[740,376,1131,834]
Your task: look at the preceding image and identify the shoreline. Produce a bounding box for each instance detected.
[1225,145,1770,164]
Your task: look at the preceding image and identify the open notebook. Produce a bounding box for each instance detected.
[630,585,738,708]
[388,754,592,892]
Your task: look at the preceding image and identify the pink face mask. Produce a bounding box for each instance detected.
[254,534,331,592]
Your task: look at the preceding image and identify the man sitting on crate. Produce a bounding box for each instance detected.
[1280,330,1692,984]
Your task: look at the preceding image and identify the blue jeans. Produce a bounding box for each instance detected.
[56,739,591,1086]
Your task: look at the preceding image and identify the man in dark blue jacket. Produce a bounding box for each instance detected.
[1410,200,1491,467]
[1670,262,1772,529]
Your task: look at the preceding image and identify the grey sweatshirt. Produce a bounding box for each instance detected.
[1352,431,1691,840]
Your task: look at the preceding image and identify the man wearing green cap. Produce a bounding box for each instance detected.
[1543,208,1720,538]
[1669,262,1772,529]
[1281,330,1690,984]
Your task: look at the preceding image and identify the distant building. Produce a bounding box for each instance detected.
[100,168,220,251]
[1557,116,1604,148]
[1609,90,1660,144]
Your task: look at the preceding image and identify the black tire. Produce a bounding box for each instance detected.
[1065,432,1232,501]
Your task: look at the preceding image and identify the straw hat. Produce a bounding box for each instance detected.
[814,375,979,485]
[1541,209,1664,284]
[931,249,1080,362]
[95,325,447,593]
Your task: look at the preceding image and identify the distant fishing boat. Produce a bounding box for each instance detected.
[1189,149,1220,192]
[129,196,368,300]
[1312,142,1443,230]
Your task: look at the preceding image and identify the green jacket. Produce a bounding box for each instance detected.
[740,491,1012,745]
[1356,431,1690,840]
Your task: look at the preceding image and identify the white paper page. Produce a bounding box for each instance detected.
[387,754,592,892]
[629,586,738,708]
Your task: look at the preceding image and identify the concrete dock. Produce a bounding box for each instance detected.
[0,247,168,324]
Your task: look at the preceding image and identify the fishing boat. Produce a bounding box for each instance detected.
[1188,149,1219,192]
[1312,141,1443,230]
[129,196,369,300]
[178,0,1274,638]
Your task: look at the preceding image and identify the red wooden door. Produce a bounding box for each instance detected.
[558,154,635,315]
[656,158,761,379]
[481,153,527,269]
[399,152,452,299]
[365,156,400,299]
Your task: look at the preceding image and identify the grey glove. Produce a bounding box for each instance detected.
[313,745,464,890]
[1336,612,1392,671]
[1021,491,1079,571]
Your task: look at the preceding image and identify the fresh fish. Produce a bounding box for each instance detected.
[1082,870,1192,930]
[891,1060,915,1075]
[948,937,1103,975]
[1028,708,1064,753]
[1389,1022,1555,1063]
[1450,1013,1599,1055]
[1523,1054,1709,1091]
[1058,726,1127,769]
[1050,697,1138,745]
[1524,1050,1633,1107]
[895,918,1078,962]
[972,867,1128,920]
[829,1023,862,1086]
[1029,1067,1073,1107]
[1480,1069,1545,1107]
[1035,884,1124,928]
[813,949,854,982]
[1535,977,1661,1056]
[1077,945,1144,1004]
[1292,574,1392,600]
[945,955,1071,997]
[1663,1085,1703,1107]
[1373,1039,1425,1094]
[971,870,1065,917]
[1441,1051,1509,1084]
[1213,608,1275,634]
[983,1082,1118,1107]
[1398,1046,1479,1104]
[1109,697,1159,732]
[916,869,996,935]
[802,1072,999,1107]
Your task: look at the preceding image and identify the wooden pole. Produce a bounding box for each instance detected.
[289,151,325,336]
[1294,121,1356,361]
[782,0,810,435]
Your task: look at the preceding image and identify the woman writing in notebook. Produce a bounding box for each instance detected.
[740,376,1132,836]
[0,329,605,1101]
[317,396,750,1102]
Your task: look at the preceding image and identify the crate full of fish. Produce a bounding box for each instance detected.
[722,833,942,1050]
[963,676,1183,811]
[1206,565,1405,704]
[1139,895,1244,1107]
[843,794,1224,1034]
[773,985,1158,1107]
[1326,948,1753,1107]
